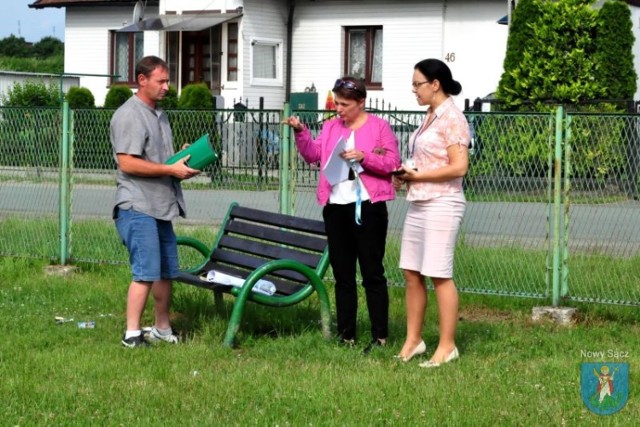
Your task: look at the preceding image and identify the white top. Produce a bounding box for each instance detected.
[329,131,370,204]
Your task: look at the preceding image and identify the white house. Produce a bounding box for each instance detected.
[29,0,640,110]
[28,0,511,109]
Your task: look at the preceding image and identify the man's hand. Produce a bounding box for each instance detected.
[169,155,200,180]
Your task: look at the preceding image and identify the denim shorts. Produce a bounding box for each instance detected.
[114,207,179,282]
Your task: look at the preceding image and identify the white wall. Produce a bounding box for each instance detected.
[164,0,243,14]
[288,0,508,111]
[443,0,509,108]
[65,6,162,106]
[291,0,444,111]
[239,0,288,109]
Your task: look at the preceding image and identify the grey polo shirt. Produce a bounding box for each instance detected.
[110,95,186,221]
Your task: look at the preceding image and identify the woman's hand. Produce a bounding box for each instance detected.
[341,149,364,163]
[392,174,404,190]
[283,115,304,132]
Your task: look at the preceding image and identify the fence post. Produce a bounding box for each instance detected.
[280,102,291,215]
[59,101,72,265]
[562,112,572,299]
[473,97,482,112]
[551,106,564,306]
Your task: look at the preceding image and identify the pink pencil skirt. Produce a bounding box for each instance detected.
[399,192,466,279]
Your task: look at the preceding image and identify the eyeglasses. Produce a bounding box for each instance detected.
[412,80,430,89]
[333,79,360,92]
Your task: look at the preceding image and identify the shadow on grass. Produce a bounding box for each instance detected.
[171,284,328,345]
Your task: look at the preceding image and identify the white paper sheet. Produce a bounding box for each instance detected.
[323,136,363,186]
[203,270,276,296]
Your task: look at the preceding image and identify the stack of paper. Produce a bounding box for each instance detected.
[203,270,276,296]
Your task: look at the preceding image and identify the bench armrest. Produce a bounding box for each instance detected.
[225,258,332,346]
[176,236,210,274]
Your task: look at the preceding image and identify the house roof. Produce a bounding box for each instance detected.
[29,0,157,9]
[31,0,640,9]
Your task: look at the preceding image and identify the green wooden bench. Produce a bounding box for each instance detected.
[175,202,331,347]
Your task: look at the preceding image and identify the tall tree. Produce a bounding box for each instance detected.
[497,0,604,110]
[0,34,30,58]
[496,0,543,108]
[33,36,64,58]
[594,0,637,100]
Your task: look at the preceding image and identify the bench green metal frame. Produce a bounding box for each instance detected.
[175,202,331,347]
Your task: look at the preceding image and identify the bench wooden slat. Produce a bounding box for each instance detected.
[224,221,327,252]
[209,248,310,283]
[218,235,323,268]
[231,205,326,235]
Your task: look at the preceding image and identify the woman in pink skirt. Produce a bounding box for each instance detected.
[392,59,470,368]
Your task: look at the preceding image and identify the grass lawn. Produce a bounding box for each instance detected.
[1,257,638,425]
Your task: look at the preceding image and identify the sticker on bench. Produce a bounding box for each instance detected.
[201,270,276,296]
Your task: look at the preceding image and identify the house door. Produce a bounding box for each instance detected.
[181,27,222,94]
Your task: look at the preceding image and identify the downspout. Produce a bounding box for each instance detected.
[285,0,295,101]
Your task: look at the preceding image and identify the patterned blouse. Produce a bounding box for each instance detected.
[406,97,470,202]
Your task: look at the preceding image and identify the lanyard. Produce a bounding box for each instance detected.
[350,161,362,225]
[411,111,437,157]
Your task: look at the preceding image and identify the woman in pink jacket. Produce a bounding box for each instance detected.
[285,77,401,354]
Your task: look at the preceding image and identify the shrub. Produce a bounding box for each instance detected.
[65,86,95,109]
[0,80,60,107]
[177,83,213,109]
[103,84,133,109]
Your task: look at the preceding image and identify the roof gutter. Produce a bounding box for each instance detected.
[285,0,295,102]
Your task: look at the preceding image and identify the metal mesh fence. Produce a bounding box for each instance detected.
[459,112,557,298]
[563,113,640,304]
[0,107,62,260]
[0,105,638,306]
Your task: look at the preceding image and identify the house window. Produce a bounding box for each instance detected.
[250,38,282,86]
[344,26,382,88]
[111,31,144,85]
[227,22,238,82]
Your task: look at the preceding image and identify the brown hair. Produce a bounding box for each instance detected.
[332,76,367,101]
[135,56,169,84]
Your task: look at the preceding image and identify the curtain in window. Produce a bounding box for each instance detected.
[134,33,144,65]
[348,30,365,80]
[114,33,130,82]
[371,29,383,83]
[227,23,238,81]
[253,44,276,79]
[113,32,144,83]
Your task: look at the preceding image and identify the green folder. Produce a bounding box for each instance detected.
[165,134,217,170]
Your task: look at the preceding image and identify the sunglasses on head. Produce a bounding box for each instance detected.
[333,79,360,92]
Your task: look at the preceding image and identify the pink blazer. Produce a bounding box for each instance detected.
[295,114,401,206]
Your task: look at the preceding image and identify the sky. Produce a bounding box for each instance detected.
[0,0,65,43]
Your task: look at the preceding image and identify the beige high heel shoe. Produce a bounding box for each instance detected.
[418,346,459,368]
[394,340,426,362]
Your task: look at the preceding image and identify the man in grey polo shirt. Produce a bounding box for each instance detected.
[111,56,200,348]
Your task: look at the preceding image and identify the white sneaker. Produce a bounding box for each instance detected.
[144,326,179,344]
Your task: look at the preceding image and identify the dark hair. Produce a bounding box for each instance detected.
[332,76,367,101]
[414,59,462,96]
[135,56,169,84]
